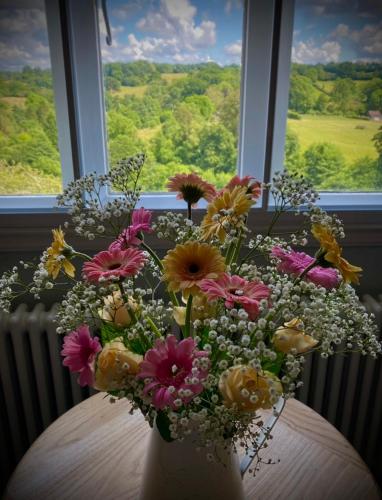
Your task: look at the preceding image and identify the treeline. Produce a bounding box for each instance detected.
[0,67,60,179]
[0,62,382,193]
[290,63,382,116]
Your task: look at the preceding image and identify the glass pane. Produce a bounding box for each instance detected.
[0,0,62,195]
[99,0,243,192]
[285,1,382,192]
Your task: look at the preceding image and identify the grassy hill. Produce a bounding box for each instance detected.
[287,114,379,162]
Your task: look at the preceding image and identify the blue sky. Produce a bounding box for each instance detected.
[0,0,381,71]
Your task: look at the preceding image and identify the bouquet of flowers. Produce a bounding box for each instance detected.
[1,155,380,471]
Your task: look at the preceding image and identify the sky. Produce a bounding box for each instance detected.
[0,0,381,71]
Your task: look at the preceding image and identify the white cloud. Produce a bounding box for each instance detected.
[136,0,216,50]
[331,23,350,38]
[0,6,52,70]
[111,1,142,20]
[224,40,242,57]
[0,8,46,34]
[292,40,341,64]
[330,21,382,57]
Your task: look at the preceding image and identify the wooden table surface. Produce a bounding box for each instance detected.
[5,393,380,500]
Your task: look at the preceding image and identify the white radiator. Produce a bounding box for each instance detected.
[0,301,381,489]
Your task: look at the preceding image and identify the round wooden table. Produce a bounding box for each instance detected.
[5,393,380,500]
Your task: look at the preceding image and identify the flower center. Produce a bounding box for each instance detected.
[108,263,121,270]
[171,364,178,374]
[188,263,200,274]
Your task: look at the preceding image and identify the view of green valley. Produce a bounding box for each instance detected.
[0,0,381,195]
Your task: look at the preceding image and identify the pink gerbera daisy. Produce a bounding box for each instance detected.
[271,246,340,289]
[109,208,152,250]
[224,175,261,200]
[167,173,216,205]
[138,335,209,410]
[61,325,101,387]
[199,273,270,320]
[83,247,146,283]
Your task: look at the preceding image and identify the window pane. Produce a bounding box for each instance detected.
[0,0,62,195]
[99,0,243,192]
[285,1,382,192]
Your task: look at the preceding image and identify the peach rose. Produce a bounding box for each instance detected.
[94,337,143,392]
[218,365,282,412]
[98,291,138,327]
[273,318,318,354]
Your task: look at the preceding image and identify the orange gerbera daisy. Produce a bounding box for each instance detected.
[311,224,362,285]
[45,227,75,279]
[167,173,216,205]
[201,186,254,242]
[162,241,226,297]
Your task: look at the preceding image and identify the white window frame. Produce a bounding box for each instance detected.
[0,0,75,212]
[269,0,382,210]
[66,0,275,210]
[0,0,381,212]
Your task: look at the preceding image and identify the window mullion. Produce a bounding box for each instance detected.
[238,0,276,188]
[66,0,108,180]
[44,0,75,189]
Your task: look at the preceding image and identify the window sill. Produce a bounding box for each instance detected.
[0,210,381,252]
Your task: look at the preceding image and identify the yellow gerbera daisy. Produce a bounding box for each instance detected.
[45,227,75,279]
[162,241,226,297]
[311,224,362,285]
[200,186,253,242]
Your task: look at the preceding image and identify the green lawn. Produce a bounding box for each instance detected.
[287,114,379,162]
[0,162,62,195]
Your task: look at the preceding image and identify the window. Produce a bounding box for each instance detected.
[284,0,382,193]
[99,0,244,192]
[0,0,73,210]
[1,0,381,213]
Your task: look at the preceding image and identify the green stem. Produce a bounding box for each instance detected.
[294,259,318,284]
[239,208,283,267]
[141,241,179,306]
[145,315,161,338]
[231,230,244,266]
[73,251,91,261]
[225,241,236,265]
[184,294,193,338]
[187,201,192,221]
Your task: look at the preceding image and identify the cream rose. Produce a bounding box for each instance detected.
[218,365,283,412]
[98,291,138,327]
[94,337,143,392]
[273,318,318,354]
[173,294,216,326]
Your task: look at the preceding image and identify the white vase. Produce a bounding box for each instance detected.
[139,427,245,500]
[139,397,285,500]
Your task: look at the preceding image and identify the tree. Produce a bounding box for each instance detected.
[197,123,237,173]
[303,142,345,187]
[289,75,316,113]
[284,128,302,175]
[331,78,357,115]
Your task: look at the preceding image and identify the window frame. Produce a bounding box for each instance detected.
[0,0,75,212]
[0,0,381,215]
[269,0,382,210]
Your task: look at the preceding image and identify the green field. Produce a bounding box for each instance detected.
[0,162,62,195]
[287,114,379,162]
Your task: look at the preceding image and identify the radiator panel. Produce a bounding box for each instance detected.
[0,300,381,491]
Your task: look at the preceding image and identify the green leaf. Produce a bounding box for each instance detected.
[262,352,285,375]
[156,411,174,442]
[100,322,123,344]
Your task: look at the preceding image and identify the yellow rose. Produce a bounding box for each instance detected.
[94,337,143,392]
[173,294,217,326]
[273,318,318,354]
[98,291,138,327]
[218,365,283,412]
